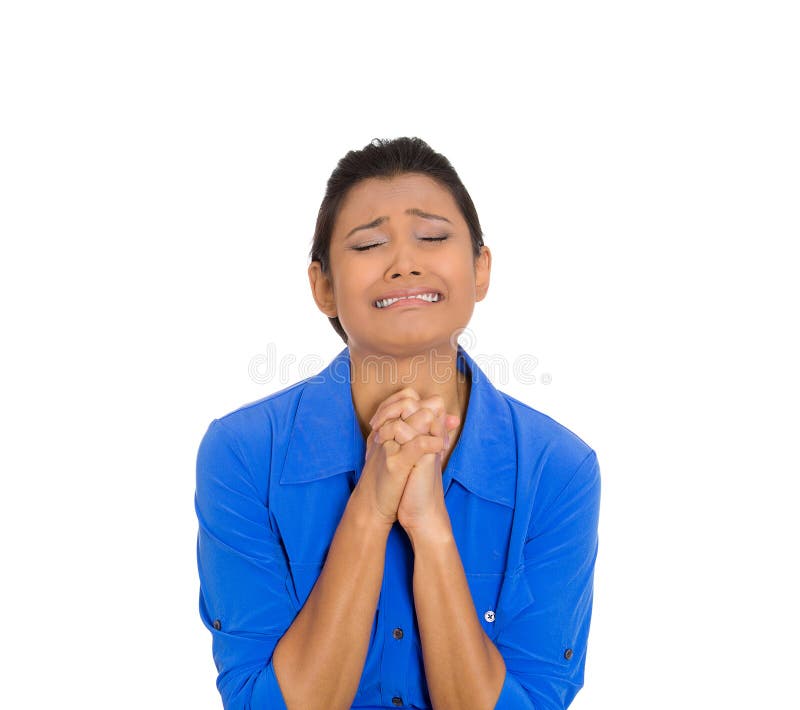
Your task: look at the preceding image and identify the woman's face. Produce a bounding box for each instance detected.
[309,172,491,356]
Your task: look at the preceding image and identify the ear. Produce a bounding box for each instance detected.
[474,245,491,302]
[308,261,338,318]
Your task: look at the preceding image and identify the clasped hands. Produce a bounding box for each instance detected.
[362,387,461,537]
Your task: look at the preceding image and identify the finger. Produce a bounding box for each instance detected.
[434,411,450,449]
[417,394,446,417]
[411,409,445,449]
[375,417,419,446]
[445,414,461,431]
[371,387,421,417]
[370,394,446,432]
[380,438,401,456]
[377,408,451,455]
[394,434,446,468]
[377,406,453,436]
[368,395,421,431]
[403,409,448,452]
[385,386,422,402]
[379,407,444,447]
[401,407,437,435]
[428,409,446,442]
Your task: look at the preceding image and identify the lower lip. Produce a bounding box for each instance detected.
[374,297,443,310]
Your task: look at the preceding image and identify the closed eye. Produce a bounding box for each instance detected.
[352,235,450,252]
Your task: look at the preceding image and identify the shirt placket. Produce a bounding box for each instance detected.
[379,521,415,708]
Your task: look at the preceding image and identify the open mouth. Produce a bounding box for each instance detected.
[374,292,443,309]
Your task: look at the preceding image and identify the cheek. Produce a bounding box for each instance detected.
[450,266,479,296]
[339,281,372,310]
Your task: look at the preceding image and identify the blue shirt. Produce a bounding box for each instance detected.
[195,344,601,709]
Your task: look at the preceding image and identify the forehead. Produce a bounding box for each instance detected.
[334,173,464,236]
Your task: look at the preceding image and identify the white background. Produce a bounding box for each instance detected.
[2,1,798,708]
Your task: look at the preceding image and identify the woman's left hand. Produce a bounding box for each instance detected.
[369,390,460,536]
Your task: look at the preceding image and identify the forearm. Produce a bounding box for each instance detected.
[409,520,507,710]
[272,491,391,710]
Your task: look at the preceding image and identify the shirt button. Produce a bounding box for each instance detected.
[564,648,573,660]
[484,610,495,623]
[392,698,403,706]
[392,627,404,639]
[212,619,221,630]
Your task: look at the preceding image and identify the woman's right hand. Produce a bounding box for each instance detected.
[354,387,449,529]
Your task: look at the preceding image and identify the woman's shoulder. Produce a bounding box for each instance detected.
[498,390,599,488]
[493,391,600,535]
[200,375,315,463]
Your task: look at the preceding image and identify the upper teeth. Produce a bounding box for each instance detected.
[375,293,441,308]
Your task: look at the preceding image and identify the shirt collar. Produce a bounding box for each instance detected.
[280,344,516,509]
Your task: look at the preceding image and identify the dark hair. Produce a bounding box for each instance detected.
[309,136,485,344]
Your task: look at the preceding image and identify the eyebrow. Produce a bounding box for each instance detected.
[344,208,452,240]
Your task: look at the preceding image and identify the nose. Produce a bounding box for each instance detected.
[386,234,423,279]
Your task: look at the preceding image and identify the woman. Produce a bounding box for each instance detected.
[195,137,601,709]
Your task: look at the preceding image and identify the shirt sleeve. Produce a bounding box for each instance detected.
[195,418,295,710]
[493,450,601,710]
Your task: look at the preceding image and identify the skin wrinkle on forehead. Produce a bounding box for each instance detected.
[334,175,465,246]
[344,208,453,241]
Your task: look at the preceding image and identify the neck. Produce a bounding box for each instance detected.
[347,344,470,441]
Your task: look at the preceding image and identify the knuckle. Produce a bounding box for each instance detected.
[417,435,435,451]
[400,396,419,410]
[409,407,432,423]
[420,395,444,412]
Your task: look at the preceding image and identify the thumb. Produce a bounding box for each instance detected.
[445,414,461,431]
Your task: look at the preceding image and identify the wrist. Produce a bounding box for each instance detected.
[404,510,454,549]
[347,487,396,534]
